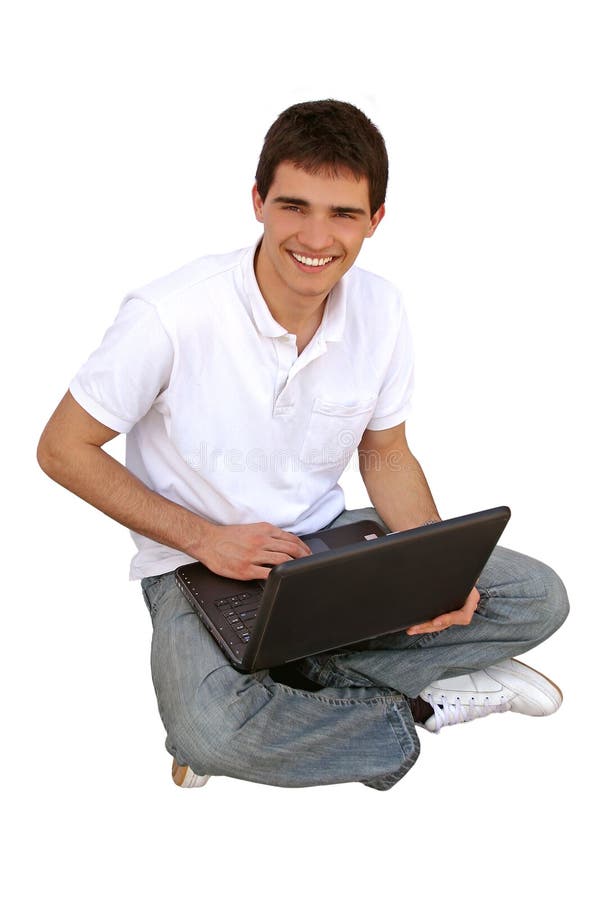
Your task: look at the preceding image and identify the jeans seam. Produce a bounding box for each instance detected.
[302,653,385,690]
[386,702,419,760]
[320,667,376,689]
[361,701,420,790]
[142,574,174,619]
[274,683,406,706]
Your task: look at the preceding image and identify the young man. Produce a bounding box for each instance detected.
[37,100,568,791]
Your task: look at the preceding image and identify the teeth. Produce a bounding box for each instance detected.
[292,253,333,267]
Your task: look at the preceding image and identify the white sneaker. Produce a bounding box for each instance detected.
[172,758,210,788]
[417,658,563,733]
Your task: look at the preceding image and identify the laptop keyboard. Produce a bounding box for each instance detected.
[214,590,263,653]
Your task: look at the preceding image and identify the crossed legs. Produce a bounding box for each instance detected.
[141,508,568,790]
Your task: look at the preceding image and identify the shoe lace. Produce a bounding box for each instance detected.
[425,692,511,734]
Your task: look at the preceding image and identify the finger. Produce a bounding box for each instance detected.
[463,587,480,613]
[256,550,297,566]
[270,533,312,557]
[406,588,481,634]
[469,586,481,603]
[432,609,472,629]
[406,619,437,635]
[406,623,449,635]
[247,564,273,581]
[431,589,480,629]
[435,598,479,628]
[271,528,312,552]
[407,615,462,634]
[283,528,312,550]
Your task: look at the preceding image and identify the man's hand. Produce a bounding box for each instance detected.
[405,586,481,636]
[37,394,313,580]
[199,522,312,581]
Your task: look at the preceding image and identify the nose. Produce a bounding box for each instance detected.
[296,215,334,252]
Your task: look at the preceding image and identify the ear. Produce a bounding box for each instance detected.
[252,183,265,223]
[366,203,385,238]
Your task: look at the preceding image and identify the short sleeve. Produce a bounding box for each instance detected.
[366,305,415,431]
[69,297,174,433]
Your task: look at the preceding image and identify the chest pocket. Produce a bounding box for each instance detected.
[300,396,377,469]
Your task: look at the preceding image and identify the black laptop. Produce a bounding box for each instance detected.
[175,506,510,672]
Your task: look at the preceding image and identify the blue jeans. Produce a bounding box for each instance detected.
[141,507,569,791]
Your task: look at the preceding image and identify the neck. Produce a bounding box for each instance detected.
[253,242,329,336]
[279,303,326,340]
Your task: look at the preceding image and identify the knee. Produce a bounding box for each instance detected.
[169,714,236,777]
[169,676,273,777]
[181,732,226,778]
[533,561,570,639]
[165,703,222,776]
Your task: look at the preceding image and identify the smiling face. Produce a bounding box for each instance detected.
[252,161,384,327]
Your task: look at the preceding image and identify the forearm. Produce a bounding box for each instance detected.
[38,441,215,560]
[359,447,440,532]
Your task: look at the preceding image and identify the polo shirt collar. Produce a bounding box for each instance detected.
[242,239,347,343]
[321,276,347,343]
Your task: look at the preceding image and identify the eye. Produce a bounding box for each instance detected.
[283,205,303,213]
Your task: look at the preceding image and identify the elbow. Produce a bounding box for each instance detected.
[36,430,66,482]
[37,433,55,478]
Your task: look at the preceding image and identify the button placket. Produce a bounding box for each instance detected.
[289,335,327,380]
[273,334,298,415]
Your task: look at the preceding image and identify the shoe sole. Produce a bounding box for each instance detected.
[486,658,563,713]
[171,758,210,788]
[172,759,188,786]
[509,658,563,702]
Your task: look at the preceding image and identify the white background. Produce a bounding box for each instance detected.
[3,1,598,897]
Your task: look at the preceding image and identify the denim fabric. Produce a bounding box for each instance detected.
[141,507,569,790]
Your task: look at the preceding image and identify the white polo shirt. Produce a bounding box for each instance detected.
[70,242,415,578]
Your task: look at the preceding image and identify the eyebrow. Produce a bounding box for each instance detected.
[272,195,368,216]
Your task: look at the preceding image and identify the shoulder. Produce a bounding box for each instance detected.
[343,264,407,322]
[124,246,250,311]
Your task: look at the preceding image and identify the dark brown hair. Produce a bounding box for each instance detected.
[255,99,388,216]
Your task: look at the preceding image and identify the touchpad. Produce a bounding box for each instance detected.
[304,537,331,554]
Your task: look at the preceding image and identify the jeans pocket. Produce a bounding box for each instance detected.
[474,584,490,615]
[141,574,171,618]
